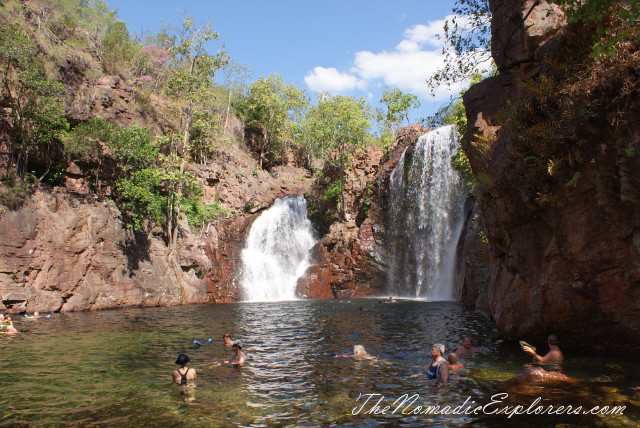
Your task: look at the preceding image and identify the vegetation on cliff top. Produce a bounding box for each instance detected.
[0,0,422,239]
[432,0,639,205]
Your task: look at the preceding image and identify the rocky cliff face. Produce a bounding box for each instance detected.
[0,189,209,312]
[461,0,640,351]
[301,126,427,298]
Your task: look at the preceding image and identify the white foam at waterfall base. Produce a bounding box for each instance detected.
[240,196,317,301]
[387,125,467,300]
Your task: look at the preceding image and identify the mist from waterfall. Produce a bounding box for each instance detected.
[387,125,467,300]
[240,196,317,301]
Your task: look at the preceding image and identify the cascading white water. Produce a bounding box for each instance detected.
[387,125,467,300]
[240,196,317,301]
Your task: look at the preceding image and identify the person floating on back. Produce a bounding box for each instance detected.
[172,354,196,385]
[334,345,376,360]
[455,337,480,355]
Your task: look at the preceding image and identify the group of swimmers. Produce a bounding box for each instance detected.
[172,333,247,385]
[0,313,19,335]
[0,311,47,336]
[174,333,563,386]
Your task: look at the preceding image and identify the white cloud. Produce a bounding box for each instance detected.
[401,19,447,48]
[304,15,471,101]
[304,66,365,93]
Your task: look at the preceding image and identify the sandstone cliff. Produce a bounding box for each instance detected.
[461,0,640,351]
[300,126,426,298]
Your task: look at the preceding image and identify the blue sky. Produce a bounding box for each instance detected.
[107,0,465,120]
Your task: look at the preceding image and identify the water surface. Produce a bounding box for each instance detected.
[1,300,638,427]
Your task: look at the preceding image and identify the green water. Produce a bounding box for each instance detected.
[0,300,638,427]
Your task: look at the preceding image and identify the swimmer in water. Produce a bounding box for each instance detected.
[447,353,464,371]
[222,333,233,347]
[522,334,563,367]
[455,337,480,355]
[334,345,376,360]
[172,354,196,385]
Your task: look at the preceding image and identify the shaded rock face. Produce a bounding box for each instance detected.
[302,126,427,298]
[461,0,640,351]
[296,242,333,299]
[0,189,209,313]
[455,197,491,313]
[204,215,257,303]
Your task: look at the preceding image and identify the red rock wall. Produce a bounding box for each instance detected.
[461,0,640,351]
[0,189,210,313]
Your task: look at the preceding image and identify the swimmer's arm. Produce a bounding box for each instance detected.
[522,346,543,362]
[440,362,449,383]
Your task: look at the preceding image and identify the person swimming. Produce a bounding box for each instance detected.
[447,352,464,371]
[334,345,376,360]
[172,354,196,385]
[456,337,480,355]
[222,333,233,347]
[229,341,246,365]
[522,334,563,369]
[427,343,449,382]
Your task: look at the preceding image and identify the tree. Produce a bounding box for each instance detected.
[0,26,68,179]
[221,60,251,133]
[299,94,372,220]
[430,0,640,92]
[237,74,308,168]
[427,0,492,93]
[550,0,640,58]
[101,20,136,74]
[162,17,228,247]
[380,88,421,139]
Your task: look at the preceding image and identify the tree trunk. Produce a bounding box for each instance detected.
[223,86,232,132]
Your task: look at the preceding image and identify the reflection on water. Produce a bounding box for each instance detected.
[0,299,638,426]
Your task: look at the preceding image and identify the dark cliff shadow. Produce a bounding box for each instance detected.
[118,229,151,275]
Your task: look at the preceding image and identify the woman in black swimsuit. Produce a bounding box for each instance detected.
[172,354,196,385]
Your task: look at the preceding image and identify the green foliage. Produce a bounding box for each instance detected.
[65,118,113,158]
[362,184,374,217]
[115,167,165,230]
[41,163,65,186]
[0,25,68,177]
[427,0,493,92]
[101,20,136,74]
[299,93,372,219]
[380,88,421,127]
[180,193,229,228]
[565,171,581,189]
[108,125,159,173]
[322,180,342,205]
[97,124,166,231]
[549,0,640,58]
[237,74,309,167]
[451,148,474,184]
[300,93,372,160]
[0,172,33,208]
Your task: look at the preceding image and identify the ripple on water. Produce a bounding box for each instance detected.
[1,300,639,426]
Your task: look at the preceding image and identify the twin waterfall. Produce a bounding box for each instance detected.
[240,125,465,301]
[240,196,316,301]
[387,125,466,300]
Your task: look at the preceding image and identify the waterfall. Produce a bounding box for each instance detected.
[240,196,317,301]
[387,125,467,300]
